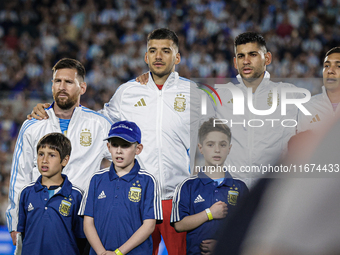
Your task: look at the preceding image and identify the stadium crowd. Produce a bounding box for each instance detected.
[0,0,340,226]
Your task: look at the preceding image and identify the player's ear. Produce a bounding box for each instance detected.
[80,82,87,95]
[61,155,70,167]
[144,52,149,64]
[233,57,237,69]
[265,51,272,66]
[198,143,203,154]
[135,143,143,155]
[175,52,181,65]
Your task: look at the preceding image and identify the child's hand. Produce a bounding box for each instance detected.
[10,231,19,245]
[210,201,228,219]
[200,239,217,255]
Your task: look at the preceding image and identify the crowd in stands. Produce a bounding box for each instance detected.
[0,0,339,225]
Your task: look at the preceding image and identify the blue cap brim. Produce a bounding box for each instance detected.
[103,134,139,143]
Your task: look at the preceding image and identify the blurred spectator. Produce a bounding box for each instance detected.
[276,14,294,38]
[4,27,19,50]
[1,0,337,100]
[301,32,323,54]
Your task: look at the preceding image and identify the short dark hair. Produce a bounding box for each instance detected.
[52,58,86,82]
[325,47,340,57]
[198,118,231,144]
[234,32,267,53]
[147,28,179,50]
[37,133,72,163]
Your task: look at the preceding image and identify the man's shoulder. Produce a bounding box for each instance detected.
[264,81,307,100]
[77,106,112,124]
[300,91,324,109]
[178,76,200,89]
[178,76,194,85]
[215,82,237,94]
[115,79,143,93]
[20,118,46,132]
[309,91,324,102]
[267,80,297,89]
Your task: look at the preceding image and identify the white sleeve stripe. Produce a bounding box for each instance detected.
[138,171,162,220]
[171,176,197,223]
[19,182,35,194]
[72,186,84,195]
[81,107,113,125]
[7,120,37,231]
[9,120,36,203]
[79,168,110,215]
[138,171,163,220]
[15,182,35,218]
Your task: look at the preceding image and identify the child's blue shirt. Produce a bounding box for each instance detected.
[171,171,249,255]
[17,174,84,255]
[80,160,162,255]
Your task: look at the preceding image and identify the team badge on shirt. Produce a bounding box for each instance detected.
[59,200,72,216]
[80,128,92,147]
[174,94,186,112]
[228,187,239,206]
[129,181,141,202]
[267,90,280,107]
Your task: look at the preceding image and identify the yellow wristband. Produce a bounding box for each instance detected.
[205,208,213,221]
[114,249,124,255]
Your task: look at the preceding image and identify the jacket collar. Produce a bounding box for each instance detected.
[236,71,271,91]
[47,102,82,126]
[34,174,72,197]
[147,71,178,90]
[109,159,140,182]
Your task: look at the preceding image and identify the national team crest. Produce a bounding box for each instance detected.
[129,181,142,202]
[80,128,92,147]
[267,90,280,107]
[59,200,72,216]
[174,94,186,112]
[129,187,141,202]
[228,190,239,206]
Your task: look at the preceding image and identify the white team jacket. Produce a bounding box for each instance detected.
[297,86,340,133]
[216,72,301,187]
[101,72,208,200]
[6,104,112,232]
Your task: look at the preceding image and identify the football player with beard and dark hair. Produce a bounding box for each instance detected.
[52,58,86,112]
[7,58,112,254]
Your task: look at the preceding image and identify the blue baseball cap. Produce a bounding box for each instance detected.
[104,121,141,144]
